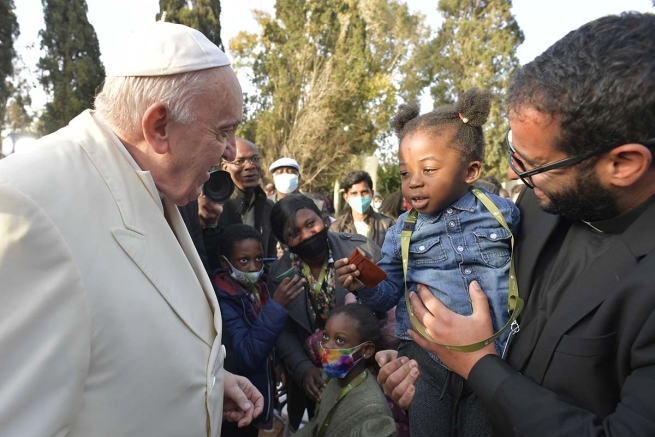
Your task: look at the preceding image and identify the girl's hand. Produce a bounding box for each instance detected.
[334,258,365,291]
[302,366,327,403]
[273,275,306,308]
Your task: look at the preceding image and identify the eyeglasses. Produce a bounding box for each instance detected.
[506,128,607,189]
[225,155,262,166]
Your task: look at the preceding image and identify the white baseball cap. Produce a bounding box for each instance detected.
[269,157,300,173]
[104,21,230,77]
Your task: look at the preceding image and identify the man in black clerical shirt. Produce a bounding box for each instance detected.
[376,12,655,437]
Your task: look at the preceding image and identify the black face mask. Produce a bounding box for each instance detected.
[289,227,329,260]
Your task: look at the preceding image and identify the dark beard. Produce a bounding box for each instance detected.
[538,166,620,222]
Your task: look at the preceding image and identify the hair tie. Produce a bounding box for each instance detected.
[458,113,469,124]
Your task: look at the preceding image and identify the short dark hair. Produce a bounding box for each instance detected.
[341,170,373,193]
[507,12,655,157]
[329,304,381,350]
[217,224,263,259]
[391,88,492,163]
[270,193,322,244]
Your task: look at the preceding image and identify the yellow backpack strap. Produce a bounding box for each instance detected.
[401,187,524,352]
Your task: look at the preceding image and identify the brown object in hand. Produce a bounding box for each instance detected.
[348,248,387,288]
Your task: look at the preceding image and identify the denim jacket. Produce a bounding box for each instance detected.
[357,188,520,360]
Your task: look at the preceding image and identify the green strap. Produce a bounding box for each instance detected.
[315,371,368,437]
[302,257,329,296]
[401,186,524,352]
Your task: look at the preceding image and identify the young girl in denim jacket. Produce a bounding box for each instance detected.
[336,88,520,437]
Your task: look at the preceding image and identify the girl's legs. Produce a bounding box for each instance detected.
[397,340,492,437]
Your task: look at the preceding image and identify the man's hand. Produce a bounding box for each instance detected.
[273,275,306,308]
[302,366,327,403]
[334,258,365,291]
[375,350,420,409]
[198,194,223,228]
[407,281,497,379]
[223,371,264,427]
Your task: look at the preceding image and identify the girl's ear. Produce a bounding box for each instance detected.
[361,342,376,360]
[219,256,231,271]
[464,161,482,184]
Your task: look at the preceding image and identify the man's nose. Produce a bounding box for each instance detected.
[507,166,519,180]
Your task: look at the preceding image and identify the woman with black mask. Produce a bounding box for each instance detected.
[267,194,381,432]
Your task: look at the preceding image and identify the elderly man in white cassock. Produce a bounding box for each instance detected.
[0,21,263,436]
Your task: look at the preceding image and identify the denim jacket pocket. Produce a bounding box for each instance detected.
[473,227,511,268]
[408,236,447,265]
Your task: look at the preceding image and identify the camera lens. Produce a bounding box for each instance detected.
[203,170,235,203]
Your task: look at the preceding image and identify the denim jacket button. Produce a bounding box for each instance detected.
[490,233,498,239]
[457,246,464,252]
[449,221,456,227]
[447,208,454,214]
[419,245,425,251]
[464,268,472,275]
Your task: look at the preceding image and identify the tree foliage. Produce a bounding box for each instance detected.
[37,0,105,135]
[230,0,429,191]
[0,0,20,130]
[421,0,524,179]
[157,0,223,50]
[4,53,36,135]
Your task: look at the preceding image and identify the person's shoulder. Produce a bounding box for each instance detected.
[329,215,346,230]
[372,210,395,225]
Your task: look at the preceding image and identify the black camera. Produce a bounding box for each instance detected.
[203,170,235,203]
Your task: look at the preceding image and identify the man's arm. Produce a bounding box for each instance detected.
[408,281,655,436]
[0,186,90,436]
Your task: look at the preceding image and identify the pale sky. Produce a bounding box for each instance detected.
[13,0,655,111]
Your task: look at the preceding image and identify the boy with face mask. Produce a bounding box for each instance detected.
[214,225,306,436]
[330,171,395,248]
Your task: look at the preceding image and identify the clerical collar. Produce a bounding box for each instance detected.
[585,193,655,235]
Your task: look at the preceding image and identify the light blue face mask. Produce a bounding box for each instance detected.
[273,173,299,194]
[348,196,372,215]
[222,256,263,288]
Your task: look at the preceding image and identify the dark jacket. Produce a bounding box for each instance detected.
[221,186,276,257]
[213,272,288,427]
[330,208,395,248]
[468,188,655,436]
[267,232,381,386]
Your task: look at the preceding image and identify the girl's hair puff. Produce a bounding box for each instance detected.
[329,304,381,351]
[391,88,492,163]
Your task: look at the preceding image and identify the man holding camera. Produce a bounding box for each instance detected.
[0,21,262,436]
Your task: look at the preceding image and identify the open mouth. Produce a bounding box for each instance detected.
[411,196,429,209]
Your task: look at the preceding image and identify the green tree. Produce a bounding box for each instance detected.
[423,0,524,179]
[37,0,105,135]
[4,53,36,135]
[0,0,20,131]
[157,0,222,50]
[231,0,429,191]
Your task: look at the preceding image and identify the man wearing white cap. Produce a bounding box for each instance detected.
[0,21,262,437]
[268,157,330,224]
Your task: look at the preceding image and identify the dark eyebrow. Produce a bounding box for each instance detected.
[419,155,440,162]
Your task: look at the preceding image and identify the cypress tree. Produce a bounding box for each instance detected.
[0,0,20,130]
[157,0,222,50]
[37,0,105,135]
[427,0,524,179]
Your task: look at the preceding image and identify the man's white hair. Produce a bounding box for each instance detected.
[94,70,211,135]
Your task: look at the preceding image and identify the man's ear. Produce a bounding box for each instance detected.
[142,102,171,155]
[464,161,482,184]
[343,192,349,202]
[221,160,229,171]
[602,144,653,188]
